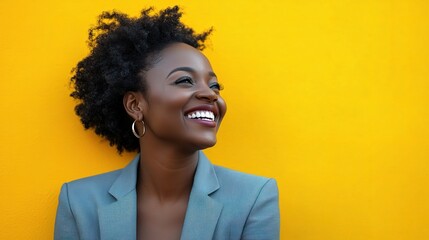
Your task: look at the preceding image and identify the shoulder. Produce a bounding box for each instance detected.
[211,165,279,206]
[64,155,140,198]
[59,169,125,211]
[65,169,121,194]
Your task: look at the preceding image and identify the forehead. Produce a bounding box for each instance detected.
[150,42,213,73]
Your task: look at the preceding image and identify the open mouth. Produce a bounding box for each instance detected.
[186,110,215,122]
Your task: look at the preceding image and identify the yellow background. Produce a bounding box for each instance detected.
[1,0,428,239]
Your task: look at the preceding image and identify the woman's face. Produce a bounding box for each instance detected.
[141,42,227,151]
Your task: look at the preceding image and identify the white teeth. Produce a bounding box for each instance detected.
[186,110,215,121]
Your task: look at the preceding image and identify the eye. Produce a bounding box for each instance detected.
[174,76,194,85]
[210,82,224,91]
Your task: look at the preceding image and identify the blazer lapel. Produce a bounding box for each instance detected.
[98,155,140,240]
[180,152,223,240]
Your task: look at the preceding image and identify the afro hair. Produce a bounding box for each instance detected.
[70,6,212,153]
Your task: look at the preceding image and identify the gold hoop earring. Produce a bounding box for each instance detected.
[132,119,146,138]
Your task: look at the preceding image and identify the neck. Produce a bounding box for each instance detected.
[137,138,199,203]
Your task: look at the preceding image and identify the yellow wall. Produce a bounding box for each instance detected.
[1,0,428,239]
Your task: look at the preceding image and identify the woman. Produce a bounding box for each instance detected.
[55,6,279,240]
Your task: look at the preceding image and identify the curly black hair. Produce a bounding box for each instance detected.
[70,6,212,153]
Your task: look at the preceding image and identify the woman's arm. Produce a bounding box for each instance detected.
[242,178,280,240]
[54,183,80,240]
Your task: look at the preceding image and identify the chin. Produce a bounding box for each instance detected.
[180,139,216,153]
[192,135,217,150]
[197,141,216,150]
[180,130,218,151]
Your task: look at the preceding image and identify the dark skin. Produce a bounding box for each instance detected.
[123,43,227,240]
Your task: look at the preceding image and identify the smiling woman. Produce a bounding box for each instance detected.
[54,6,280,240]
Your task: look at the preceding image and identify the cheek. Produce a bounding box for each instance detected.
[217,97,227,121]
[146,89,191,129]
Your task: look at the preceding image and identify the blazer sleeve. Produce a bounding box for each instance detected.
[54,183,80,240]
[242,178,280,240]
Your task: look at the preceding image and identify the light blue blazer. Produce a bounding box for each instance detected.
[54,151,280,240]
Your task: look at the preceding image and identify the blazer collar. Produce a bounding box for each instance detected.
[108,154,140,200]
[180,151,223,240]
[191,151,220,194]
[98,154,139,239]
[98,151,223,240]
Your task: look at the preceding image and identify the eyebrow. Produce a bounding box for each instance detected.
[166,66,217,78]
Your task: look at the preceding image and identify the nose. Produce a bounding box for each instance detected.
[195,85,218,103]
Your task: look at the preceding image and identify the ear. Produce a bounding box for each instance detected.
[123,91,146,121]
